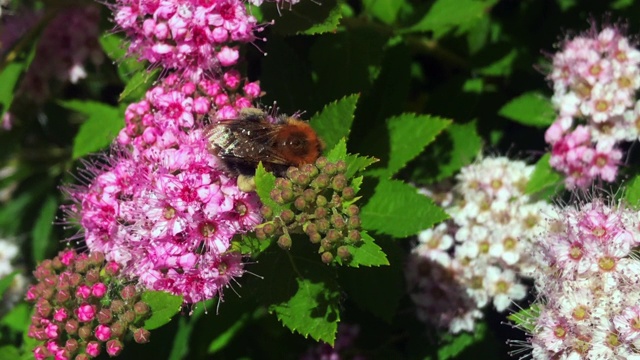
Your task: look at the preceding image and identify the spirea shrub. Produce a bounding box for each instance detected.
[5,1,640,359]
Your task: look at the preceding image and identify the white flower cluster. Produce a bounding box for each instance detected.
[0,238,25,310]
[548,27,640,143]
[407,157,555,333]
[512,199,640,360]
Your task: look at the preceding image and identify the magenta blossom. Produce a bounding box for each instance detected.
[66,77,262,303]
[113,0,262,81]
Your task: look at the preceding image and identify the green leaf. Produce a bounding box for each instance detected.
[477,48,518,77]
[301,4,343,35]
[0,181,50,236]
[207,312,251,354]
[339,238,402,321]
[361,179,449,237]
[466,15,491,54]
[168,317,192,360]
[362,0,404,24]
[525,153,563,195]
[325,138,348,163]
[0,62,24,119]
[234,234,272,258]
[345,232,388,267]
[262,0,339,36]
[119,68,160,103]
[141,291,183,330]
[59,100,125,159]
[0,346,20,360]
[251,245,340,345]
[0,271,19,299]
[404,0,499,38]
[411,121,483,184]
[345,154,379,179]
[625,175,640,209]
[0,40,36,119]
[498,92,555,127]
[254,162,285,215]
[168,300,213,360]
[272,276,340,344]
[31,195,57,263]
[507,305,540,333]
[385,114,451,177]
[0,303,30,333]
[99,34,145,83]
[438,322,487,359]
[310,94,360,152]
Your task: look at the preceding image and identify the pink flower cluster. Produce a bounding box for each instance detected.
[516,199,640,359]
[407,157,550,333]
[113,0,261,82]
[248,0,301,8]
[18,5,103,102]
[545,26,640,188]
[548,125,621,189]
[66,76,262,303]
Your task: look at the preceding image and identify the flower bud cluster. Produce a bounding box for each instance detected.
[256,157,362,264]
[26,250,151,360]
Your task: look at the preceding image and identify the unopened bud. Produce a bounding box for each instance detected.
[321,252,334,264]
[277,234,292,250]
[331,174,347,191]
[280,209,295,224]
[342,187,355,201]
[133,328,151,344]
[337,246,351,261]
[294,197,306,211]
[315,157,328,169]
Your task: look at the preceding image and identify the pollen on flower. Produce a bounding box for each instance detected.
[407,156,545,334]
[63,77,263,304]
[510,195,640,359]
[545,25,640,188]
[113,0,264,82]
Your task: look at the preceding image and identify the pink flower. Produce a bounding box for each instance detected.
[45,323,59,339]
[113,0,259,81]
[53,309,68,322]
[217,46,239,67]
[545,25,640,188]
[75,285,91,299]
[59,250,76,266]
[95,324,112,342]
[33,345,48,360]
[65,79,262,304]
[517,196,640,359]
[17,5,102,103]
[106,339,123,356]
[91,283,107,298]
[76,304,96,322]
[614,306,640,342]
[85,341,100,357]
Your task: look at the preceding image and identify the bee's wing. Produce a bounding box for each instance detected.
[205,119,291,165]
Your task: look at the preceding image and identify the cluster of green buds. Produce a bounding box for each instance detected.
[26,250,151,359]
[256,157,363,264]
